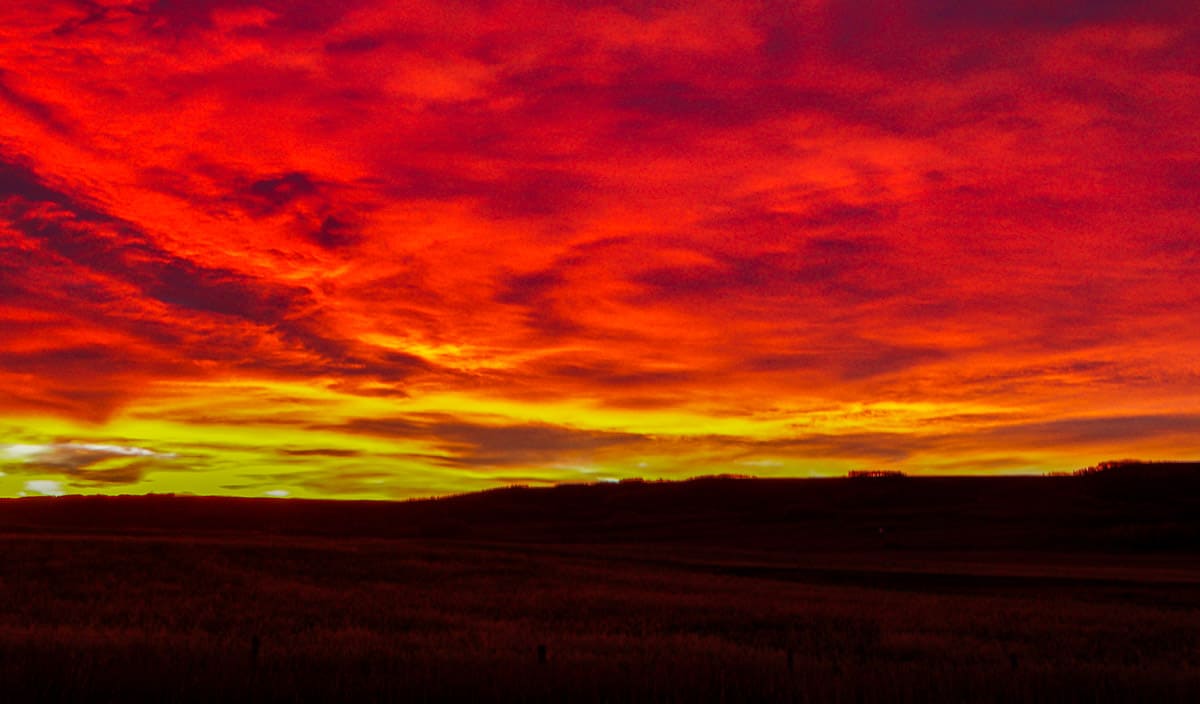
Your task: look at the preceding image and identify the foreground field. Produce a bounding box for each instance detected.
[2,531,1200,703]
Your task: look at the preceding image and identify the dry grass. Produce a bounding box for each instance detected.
[2,533,1199,702]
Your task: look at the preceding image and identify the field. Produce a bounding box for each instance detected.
[2,471,1200,702]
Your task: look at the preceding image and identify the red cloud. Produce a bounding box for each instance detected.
[2,1,1199,492]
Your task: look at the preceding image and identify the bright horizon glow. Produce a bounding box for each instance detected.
[2,1,1199,498]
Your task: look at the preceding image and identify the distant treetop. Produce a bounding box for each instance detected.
[1073,459,1146,476]
[1071,459,1200,479]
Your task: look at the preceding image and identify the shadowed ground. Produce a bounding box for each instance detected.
[2,468,1199,702]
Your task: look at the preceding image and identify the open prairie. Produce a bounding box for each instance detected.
[3,473,1200,702]
[6,2,1200,700]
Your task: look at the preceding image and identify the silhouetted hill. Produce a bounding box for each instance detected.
[3,467,1200,552]
[1073,459,1200,480]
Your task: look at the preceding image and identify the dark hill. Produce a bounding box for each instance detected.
[2,464,1200,553]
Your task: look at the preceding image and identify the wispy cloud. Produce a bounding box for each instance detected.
[1,442,178,484]
[23,480,64,497]
[1,1,1198,495]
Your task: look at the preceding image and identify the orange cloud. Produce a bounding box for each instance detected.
[1,1,1199,497]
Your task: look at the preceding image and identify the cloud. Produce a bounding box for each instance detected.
[908,0,1194,29]
[0,70,73,135]
[240,172,319,215]
[477,168,595,220]
[141,0,366,35]
[1,0,1199,494]
[533,357,699,389]
[1,158,441,420]
[23,480,65,496]
[629,234,906,309]
[279,448,363,458]
[329,415,649,468]
[749,413,1200,463]
[747,342,947,381]
[980,414,1200,448]
[703,200,898,236]
[1,442,176,464]
[2,159,312,326]
[429,421,648,467]
[2,442,177,484]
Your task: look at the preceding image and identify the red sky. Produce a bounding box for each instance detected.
[2,0,1199,498]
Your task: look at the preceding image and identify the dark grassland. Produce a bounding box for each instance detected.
[3,467,1200,702]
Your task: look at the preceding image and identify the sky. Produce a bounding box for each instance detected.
[1,0,1198,499]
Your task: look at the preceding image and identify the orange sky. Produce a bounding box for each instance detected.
[2,1,1199,498]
